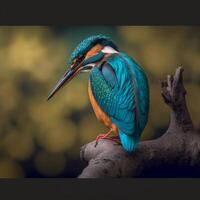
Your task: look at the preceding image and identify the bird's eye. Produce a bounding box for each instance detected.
[72,55,84,68]
[75,55,84,64]
[78,55,84,61]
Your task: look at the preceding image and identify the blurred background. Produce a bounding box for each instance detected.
[0,26,199,178]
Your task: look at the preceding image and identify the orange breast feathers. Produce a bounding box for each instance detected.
[88,80,118,134]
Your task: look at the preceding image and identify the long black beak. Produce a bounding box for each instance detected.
[47,67,80,101]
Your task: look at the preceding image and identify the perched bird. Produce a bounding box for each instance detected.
[47,35,149,152]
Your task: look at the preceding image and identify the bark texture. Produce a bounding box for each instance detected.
[78,67,200,178]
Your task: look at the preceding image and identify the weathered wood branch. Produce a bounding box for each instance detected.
[78,67,200,178]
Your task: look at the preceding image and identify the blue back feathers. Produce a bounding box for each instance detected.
[68,35,118,65]
[90,53,149,152]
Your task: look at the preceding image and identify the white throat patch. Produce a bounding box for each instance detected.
[101,46,118,54]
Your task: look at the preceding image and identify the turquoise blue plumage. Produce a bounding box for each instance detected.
[48,34,149,153]
[90,53,149,152]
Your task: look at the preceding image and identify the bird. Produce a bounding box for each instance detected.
[47,35,149,152]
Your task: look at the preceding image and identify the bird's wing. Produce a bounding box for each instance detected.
[89,54,138,136]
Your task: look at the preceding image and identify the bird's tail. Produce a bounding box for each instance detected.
[119,130,139,152]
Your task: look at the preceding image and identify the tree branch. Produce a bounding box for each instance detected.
[161,67,194,133]
[78,67,200,178]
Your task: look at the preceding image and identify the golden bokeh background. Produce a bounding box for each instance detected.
[0,26,199,177]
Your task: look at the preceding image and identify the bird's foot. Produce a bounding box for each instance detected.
[95,131,120,147]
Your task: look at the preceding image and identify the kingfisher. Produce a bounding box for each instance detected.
[47,35,149,152]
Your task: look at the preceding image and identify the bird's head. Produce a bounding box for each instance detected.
[47,35,118,100]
